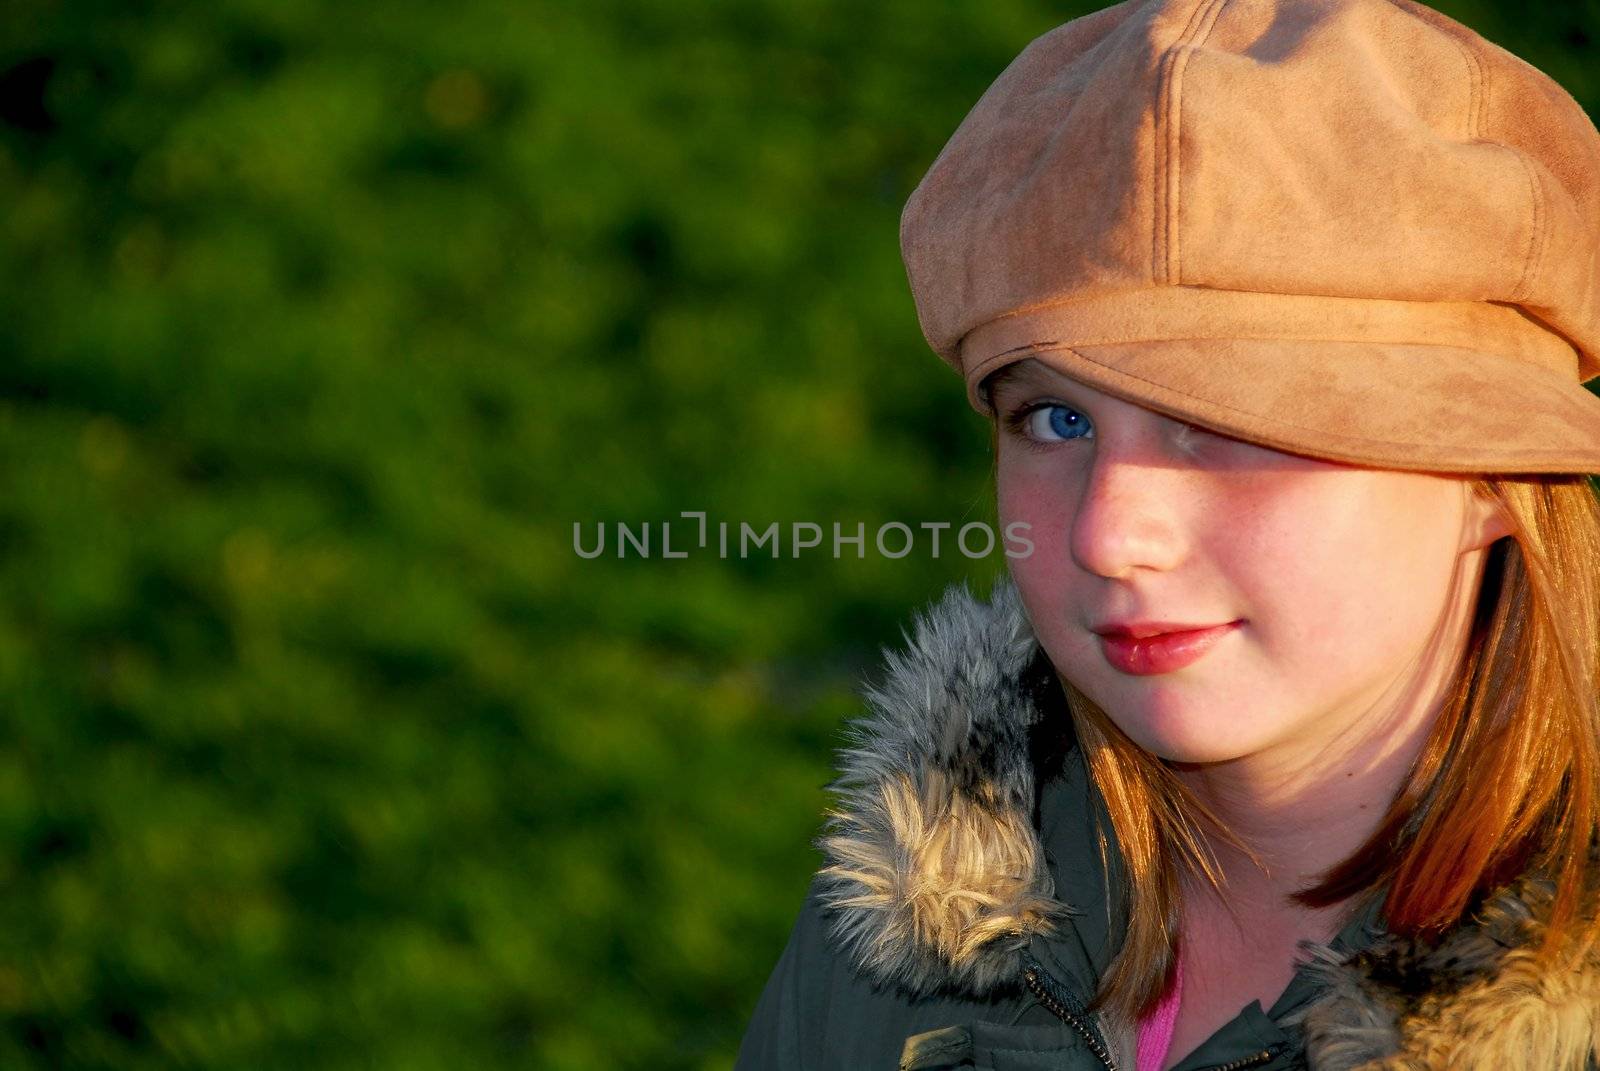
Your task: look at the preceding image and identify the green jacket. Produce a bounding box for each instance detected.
[735,577,1600,1071]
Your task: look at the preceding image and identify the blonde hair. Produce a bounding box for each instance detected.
[1054,475,1600,1023]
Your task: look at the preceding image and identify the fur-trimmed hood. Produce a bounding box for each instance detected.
[812,575,1600,1070]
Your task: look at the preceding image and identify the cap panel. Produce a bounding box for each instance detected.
[1173,0,1533,302]
[900,1,1174,365]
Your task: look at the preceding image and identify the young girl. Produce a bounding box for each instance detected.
[737,1,1600,1069]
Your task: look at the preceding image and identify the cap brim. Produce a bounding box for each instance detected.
[968,337,1600,475]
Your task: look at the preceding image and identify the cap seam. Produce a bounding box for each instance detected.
[1154,0,1220,286]
[1383,0,1481,139]
[1419,2,1542,305]
[1177,0,1232,285]
[1515,150,1546,305]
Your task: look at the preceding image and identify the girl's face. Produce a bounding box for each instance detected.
[992,359,1512,767]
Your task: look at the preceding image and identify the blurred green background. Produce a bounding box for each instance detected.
[0,1,1594,1067]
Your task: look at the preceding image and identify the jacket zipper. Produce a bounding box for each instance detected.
[1019,952,1118,1071]
[1202,1043,1289,1071]
[1209,1043,1286,1069]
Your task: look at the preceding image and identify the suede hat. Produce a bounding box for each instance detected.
[900,0,1600,474]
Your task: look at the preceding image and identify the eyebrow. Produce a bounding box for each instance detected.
[986,362,1077,400]
[987,361,1042,389]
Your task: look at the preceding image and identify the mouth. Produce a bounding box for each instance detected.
[1096,620,1241,675]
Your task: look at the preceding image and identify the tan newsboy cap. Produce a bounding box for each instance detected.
[900,0,1600,473]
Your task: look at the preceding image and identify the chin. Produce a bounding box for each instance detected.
[1110,715,1263,765]
[1137,737,1252,765]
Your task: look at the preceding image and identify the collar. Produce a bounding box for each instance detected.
[812,574,1600,1069]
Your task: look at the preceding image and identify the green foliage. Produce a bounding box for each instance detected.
[0,1,1592,1067]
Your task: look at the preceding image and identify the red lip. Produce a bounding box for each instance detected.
[1093,620,1221,639]
[1097,621,1240,675]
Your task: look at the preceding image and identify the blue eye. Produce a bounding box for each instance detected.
[1023,403,1092,443]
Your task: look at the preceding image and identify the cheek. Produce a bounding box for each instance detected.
[996,462,1111,707]
[997,458,1076,607]
[1229,483,1461,675]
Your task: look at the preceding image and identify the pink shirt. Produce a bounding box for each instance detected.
[1135,951,1185,1071]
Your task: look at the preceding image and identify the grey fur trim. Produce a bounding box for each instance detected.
[1292,870,1600,1070]
[812,574,1074,998]
[1281,941,1406,1070]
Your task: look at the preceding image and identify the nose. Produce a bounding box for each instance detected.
[1068,451,1191,580]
